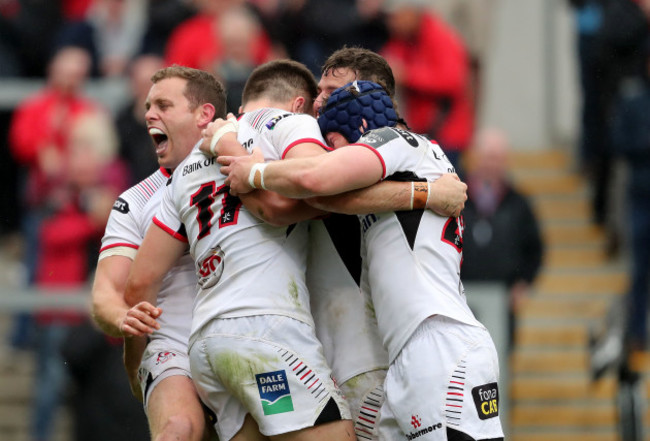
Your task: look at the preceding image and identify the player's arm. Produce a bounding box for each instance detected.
[307,173,467,217]
[240,138,331,224]
[122,222,186,336]
[220,144,384,198]
[241,188,327,226]
[201,117,328,225]
[91,248,152,399]
[91,253,136,337]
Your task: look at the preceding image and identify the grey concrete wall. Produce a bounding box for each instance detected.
[480,0,579,150]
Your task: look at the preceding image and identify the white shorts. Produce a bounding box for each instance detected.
[189,315,351,441]
[378,315,504,441]
[340,369,386,441]
[138,340,191,408]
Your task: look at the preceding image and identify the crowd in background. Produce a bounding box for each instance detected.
[0,0,647,440]
[568,0,650,356]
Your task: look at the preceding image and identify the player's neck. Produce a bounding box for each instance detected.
[242,98,292,113]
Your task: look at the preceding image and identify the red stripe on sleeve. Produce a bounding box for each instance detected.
[153,217,189,242]
[282,138,331,159]
[99,242,139,253]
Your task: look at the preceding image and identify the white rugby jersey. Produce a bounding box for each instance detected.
[153,109,325,338]
[307,217,389,384]
[99,168,197,351]
[354,127,483,363]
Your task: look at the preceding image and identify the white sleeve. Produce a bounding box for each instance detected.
[99,196,143,254]
[356,127,431,179]
[270,113,329,158]
[152,183,188,242]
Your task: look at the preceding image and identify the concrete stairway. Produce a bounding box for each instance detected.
[506,149,649,441]
[0,314,72,441]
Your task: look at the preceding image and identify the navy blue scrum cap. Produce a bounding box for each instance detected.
[318,80,398,143]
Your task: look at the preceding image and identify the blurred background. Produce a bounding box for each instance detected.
[0,0,648,440]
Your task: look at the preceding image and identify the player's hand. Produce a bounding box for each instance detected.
[200,112,239,157]
[427,173,467,217]
[218,147,265,195]
[119,302,162,337]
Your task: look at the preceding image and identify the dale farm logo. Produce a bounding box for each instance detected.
[256,370,294,415]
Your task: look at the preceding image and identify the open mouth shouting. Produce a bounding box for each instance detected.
[149,127,169,156]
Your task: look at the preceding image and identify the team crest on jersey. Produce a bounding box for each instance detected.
[441,215,464,253]
[197,246,225,289]
[112,197,129,214]
[472,382,499,420]
[265,113,292,130]
[256,370,294,415]
[155,351,176,365]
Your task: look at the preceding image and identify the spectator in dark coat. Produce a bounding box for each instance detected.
[461,127,544,350]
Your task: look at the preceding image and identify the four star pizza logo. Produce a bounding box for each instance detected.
[197,245,225,289]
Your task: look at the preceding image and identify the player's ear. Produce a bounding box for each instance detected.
[291,96,306,114]
[198,103,216,126]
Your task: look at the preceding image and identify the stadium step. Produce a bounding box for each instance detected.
[534,197,590,222]
[518,296,610,321]
[516,323,587,347]
[0,313,73,441]
[543,223,605,247]
[516,174,585,197]
[534,271,628,296]
[510,376,617,401]
[544,246,610,269]
[511,403,618,427]
[511,432,623,441]
[510,349,589,374]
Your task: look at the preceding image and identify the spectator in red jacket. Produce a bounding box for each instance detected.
[35,108,127,330]
[382,0,474,176]
[9,45,101,280]
[164,0,274,72]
